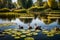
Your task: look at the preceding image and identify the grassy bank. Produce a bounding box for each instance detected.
[0,12,20,18]
[0,8,60,19]
[0,12,34,18]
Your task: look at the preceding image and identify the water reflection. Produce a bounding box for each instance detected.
[0,18,60,30]
[0,18,60,40]
[0,19,11,23]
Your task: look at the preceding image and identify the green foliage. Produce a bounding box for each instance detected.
[43,2,49,9]
[59,0,60,2]
[18,0,21,6]
[0,0,59,10]
[0,0,4,8]
[18,0,27,9]
[27,0,33,8]
[0,0,13,9]
[18,0,33,9]
[58,2,60,9]
[48,0,58,9]
[37,0,43,6]
[13,2,18,8]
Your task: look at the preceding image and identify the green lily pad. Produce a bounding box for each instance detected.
[24,37,34,40]
[32,32,38,36]
[26,33,32,36]
[21,35,26,38]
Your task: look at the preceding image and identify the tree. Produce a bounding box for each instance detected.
[0,0,5,8]
[13,2,19,8]
[43,2,49,9]
[1,0,12,8]
[17,0,21,6]
[18,0,33,9]
[27,0,33,8]
[0,0,3,8]
[37,0,43,6]
[59,0,60,2]
[47,0,58,9]
[7,0,12,9]
[58,0,60,9]
[18,0,27,9]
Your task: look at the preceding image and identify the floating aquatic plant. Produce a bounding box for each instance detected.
[24,37,34,40]
[21,35,26,38]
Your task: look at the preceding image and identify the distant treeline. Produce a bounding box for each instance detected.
[0,0,60,9]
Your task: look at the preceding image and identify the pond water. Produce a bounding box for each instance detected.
[0,18,60,30]
[0,18,60,40]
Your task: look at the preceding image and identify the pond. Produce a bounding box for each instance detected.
[0,17,60,40]
[0,18,60,30]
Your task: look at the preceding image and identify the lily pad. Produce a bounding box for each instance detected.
[24,37,34,40]
[26,33,32,36]
[14,36,20,39]
[32,32,38,36]
[21,35,26,38]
